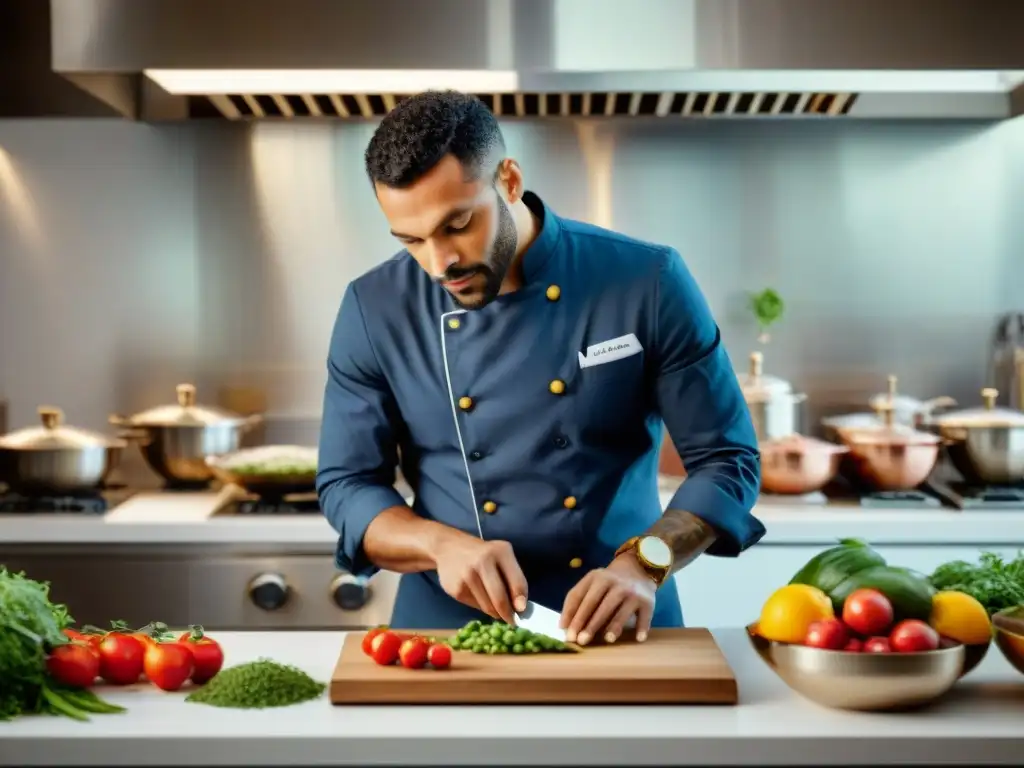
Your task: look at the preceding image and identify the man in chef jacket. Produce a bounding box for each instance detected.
[317,91,765,644]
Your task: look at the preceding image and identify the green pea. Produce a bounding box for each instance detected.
[487,645,500,654]
[502,630,517,646]
[513,628,529,644]
[449,639,462,650]
[524,639,537,652]
[512,643,525,654]
[466,620,481,632]
[488,625,503,639]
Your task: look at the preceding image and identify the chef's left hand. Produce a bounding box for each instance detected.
[559,552,656,645]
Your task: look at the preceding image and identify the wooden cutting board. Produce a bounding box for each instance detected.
[329,628,738,705]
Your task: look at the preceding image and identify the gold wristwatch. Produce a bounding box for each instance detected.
[614,535,674,587]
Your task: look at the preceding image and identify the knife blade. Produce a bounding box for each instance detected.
[514,601,568,644]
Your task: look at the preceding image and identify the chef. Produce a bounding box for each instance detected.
[317,90,765,645]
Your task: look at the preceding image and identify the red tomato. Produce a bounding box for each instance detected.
[177,628,225,684]
[842,589,894,636]
[863,636,892,654]
[47,643,100,688]
[370,631,402,666]
[427,643,452,669]
[362,627,388,657]
[63,629,88,643]
[97,634,146,685]
[843,637,864,653]
[399,638,429,669]
[803,619,849,650]
[888,619,940,653]
[144,643,194,692]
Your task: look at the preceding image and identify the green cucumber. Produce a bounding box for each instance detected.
[829,565,935,621]
[789,539,887,595]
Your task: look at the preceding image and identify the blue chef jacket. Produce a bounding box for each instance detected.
[317,192,765,630]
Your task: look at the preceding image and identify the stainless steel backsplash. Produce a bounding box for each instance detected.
[1,117,1022,444]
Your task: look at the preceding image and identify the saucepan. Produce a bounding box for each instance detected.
[925,388,1024,485]
[0,406,126,494]
[111,383,262,487]
[736,351,807,441]
[821,374,956,443]
[759,434,848,495]
[205,444,318,499]
[838,401,942,491]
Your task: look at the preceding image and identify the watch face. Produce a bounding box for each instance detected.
[638,536,672,569]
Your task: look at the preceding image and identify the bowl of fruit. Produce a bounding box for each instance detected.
[748,540,994,711]
[992,606,1024,675]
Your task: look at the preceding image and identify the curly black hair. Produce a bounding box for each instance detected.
[364,90,506,189]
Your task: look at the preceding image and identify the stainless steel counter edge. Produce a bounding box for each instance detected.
[2,490,1024,545]
[1,628,1021,766]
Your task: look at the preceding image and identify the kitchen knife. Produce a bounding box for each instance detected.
[514,601,569,644]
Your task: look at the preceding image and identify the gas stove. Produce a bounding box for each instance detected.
[0,485,136,515]
[929,481,1024,510]
[214,491,322,516]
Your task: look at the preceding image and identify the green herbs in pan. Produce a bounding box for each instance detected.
[446,620,573,654]
[185,658,326,709]
[929,551,1024,616]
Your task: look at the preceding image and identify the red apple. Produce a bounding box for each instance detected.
[863,636,892,654]
[842,589,894,636]
[889,619,940,653]
[803,619,849,650]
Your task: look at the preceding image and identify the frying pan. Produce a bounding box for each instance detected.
[205,445,317,499]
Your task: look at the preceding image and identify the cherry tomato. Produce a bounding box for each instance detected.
[427,643,452,669]
[863,636,892,654]
[842,589,894,637]
[97,633,145,685]
[399,638,429,669]
[370,631,402,666]
[843,637,864,653]
[177,628,224,684]
[143,642,194,692]
[47,643,100,688]
[803,619,849,650]
[889,619,940,653]
[362,627,388,657]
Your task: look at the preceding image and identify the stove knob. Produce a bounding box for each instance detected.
[248,573,290,611]
[330,573,370,611]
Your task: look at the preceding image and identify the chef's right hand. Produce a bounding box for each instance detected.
[434,534,528,625]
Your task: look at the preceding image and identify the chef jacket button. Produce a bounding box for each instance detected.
[563,496,577,509]
[549,379,566,395]
[469,450,483,461]
[458,396,474,411]
[546,285,561,301]
[569,557,583,569]
[447,318,461,330]
[482,500,498,514]
[553,434,569,449]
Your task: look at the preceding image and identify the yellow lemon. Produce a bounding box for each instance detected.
[758,584,835,644]
[929,590,992,645]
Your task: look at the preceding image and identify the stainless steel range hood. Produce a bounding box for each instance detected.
[51,0,1024,122]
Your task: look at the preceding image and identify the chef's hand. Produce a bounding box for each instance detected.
[559,552,656,645]
[434,534,528,625]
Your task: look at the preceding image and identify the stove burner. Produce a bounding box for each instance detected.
[0,493,110,514]
[858,489,943,509]
[938,482,1024,510]
[232,496,322,515]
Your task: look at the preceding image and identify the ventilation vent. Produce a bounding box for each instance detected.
[190,91,858,120]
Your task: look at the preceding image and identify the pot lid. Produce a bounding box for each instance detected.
[0,407,125,450]
[866,374,957,415]
[123,384,246,427]
[929,388,1024,428]
[737,351,792,402]
[842,402,941,445]
[760,434,849,455]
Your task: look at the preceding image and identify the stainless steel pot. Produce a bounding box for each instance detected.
[0,406,126,494]
[111,383,263,487]
[737,351,807,441]
[821,374,956,441]
[927,387,1024,485]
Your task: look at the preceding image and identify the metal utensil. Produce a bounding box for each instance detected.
[823,374,956,441]
[0,406,125,494]
[514,601,568,644]
[759,434,848,495]
[205,445,318,499]
[111,383,262,487]
[736,351,807,441]
[747,624,964,711]
[927,387,1024,485]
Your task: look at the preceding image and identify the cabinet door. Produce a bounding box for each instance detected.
[674,544,1020,629]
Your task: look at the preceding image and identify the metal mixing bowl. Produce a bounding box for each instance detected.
[747,625,965,711]
[992,608,1024,675]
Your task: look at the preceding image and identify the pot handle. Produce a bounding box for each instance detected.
[791,392,809,404]
[118,428,153,446]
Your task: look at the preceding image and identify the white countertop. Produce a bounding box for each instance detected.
[1,486,1023,546]
[1,628,1021,766]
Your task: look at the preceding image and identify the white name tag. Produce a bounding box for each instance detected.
[577,333,643,369]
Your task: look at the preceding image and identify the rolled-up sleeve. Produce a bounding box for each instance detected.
[317,282,407,576]
[653,248,766,556]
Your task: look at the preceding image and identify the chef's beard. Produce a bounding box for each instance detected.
[442,198,518,310]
